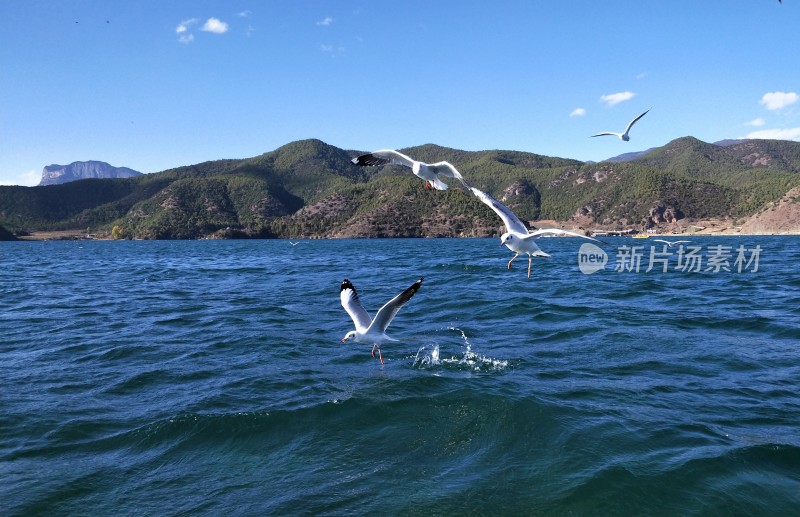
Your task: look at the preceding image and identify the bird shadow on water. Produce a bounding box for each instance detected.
[409,326,510,374]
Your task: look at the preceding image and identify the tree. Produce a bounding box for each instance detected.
[111,225,127,240]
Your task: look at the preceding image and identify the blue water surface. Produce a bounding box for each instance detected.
[1,236,799,516]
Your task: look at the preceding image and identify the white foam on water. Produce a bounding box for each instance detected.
[413,327,508,372]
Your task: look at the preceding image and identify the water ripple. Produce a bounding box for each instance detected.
[2,237,799,516]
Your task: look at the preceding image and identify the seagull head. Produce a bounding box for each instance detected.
[341,330,357,343]
[500,232,514,248]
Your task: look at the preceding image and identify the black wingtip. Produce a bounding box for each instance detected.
[352,153,389,167]
[411,277,424,291]
[341,278,355,292]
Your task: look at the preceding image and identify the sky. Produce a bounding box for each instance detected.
[1,1,798,186]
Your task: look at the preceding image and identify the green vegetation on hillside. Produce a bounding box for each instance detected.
[1,137,798,239]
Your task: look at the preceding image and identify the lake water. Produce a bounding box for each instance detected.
[2,237,799,516]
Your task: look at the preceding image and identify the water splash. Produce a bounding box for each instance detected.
[413,327,508,372]
[413,344,440,367]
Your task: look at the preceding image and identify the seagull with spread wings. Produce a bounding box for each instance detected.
[591,109,650,141]
[340,277,424,364]
[470,187,601,278]
[351,149,468,190]
[652,239,691,247]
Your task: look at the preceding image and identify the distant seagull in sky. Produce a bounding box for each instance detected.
[340,277,424,365]
[591,109,650,141]
[470,187,601,278]
[351,149,468,190]
[652,239,691,247]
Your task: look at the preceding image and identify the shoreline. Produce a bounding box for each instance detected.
[13,229,800,241]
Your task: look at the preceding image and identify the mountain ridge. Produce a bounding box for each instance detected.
[2,137,799,239]
[39,161,142,186]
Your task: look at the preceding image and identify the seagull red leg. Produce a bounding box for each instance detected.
[507,253,519,270]
[378,347,384,365]
[371,344,377,357]
[527,254,532,279]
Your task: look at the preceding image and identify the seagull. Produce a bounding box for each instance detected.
[289,241,301,246]
[351,149,468,190]
[591,109,650,141]
[470,187,601,278]
[340,277,424,365]
[652,239,691,247]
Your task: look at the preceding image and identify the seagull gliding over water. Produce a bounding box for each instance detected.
[652,239,691,247]
[340,277,424,364]
[470,187,601,278]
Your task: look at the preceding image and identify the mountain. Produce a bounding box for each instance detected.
[604,147,658,163]
[39,161,141,186]
[606,138,777,162]
[713,139,747,147]
[2,137,799,239]
[740,186,800,234]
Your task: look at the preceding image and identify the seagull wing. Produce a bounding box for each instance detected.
[428,161,470,187]
[591,132,619,138]
[340,279,372,332]
[470,187,529,234]
[428,161,462,179]
[625,109,650,134]
[369,277,424,333]
[527,228,601,242]
[351,149,416,168]
[652,239,670,245]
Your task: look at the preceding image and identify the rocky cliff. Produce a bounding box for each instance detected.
[740,186,800,234]
[39,161,141,186]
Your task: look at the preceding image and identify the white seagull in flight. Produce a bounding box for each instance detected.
[351,149,468,190]
[340,277,424,364]
[470,187,601,278]
[591,109,650,141]
[652,239,691,247]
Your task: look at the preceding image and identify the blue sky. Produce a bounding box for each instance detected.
[1,1,798,186]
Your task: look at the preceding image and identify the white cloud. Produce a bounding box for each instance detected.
[636,71,648,80]
[600,91,635,107]
[745,117,765,127]
[201,18,229,34]
[570,108,586,117]
[0,170,39,186]
[238,10,252,18]
[744,127,800,141]
[23,170,40,185]
[176,18,198,34]
[320,43,345,54]
[317,16,334,26]
[760,91,798,111]
[178,33,195,44]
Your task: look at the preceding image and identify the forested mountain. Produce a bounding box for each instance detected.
[1,137,798,239]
